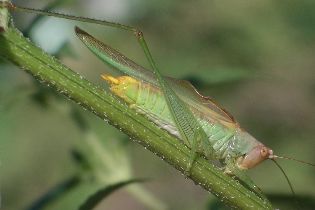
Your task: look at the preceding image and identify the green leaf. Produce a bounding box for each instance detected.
[26,176,81,210]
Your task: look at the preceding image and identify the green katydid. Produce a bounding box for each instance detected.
[2,1,314,198]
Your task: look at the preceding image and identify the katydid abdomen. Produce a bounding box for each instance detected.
[102,75,264,166]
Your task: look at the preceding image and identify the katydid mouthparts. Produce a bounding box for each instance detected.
[1,1,314,199]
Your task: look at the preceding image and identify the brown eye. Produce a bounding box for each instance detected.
[260,148,268,157]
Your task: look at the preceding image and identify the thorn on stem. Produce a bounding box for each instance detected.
[135,30,143,39]
[0,1,16,10]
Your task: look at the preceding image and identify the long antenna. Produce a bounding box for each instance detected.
[270,155,315,167]
[271,159,301,210]
[271,159,296,196]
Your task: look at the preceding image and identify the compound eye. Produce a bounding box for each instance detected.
[260,148,268,157]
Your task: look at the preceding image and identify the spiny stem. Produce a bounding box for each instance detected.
[0,13,273,210]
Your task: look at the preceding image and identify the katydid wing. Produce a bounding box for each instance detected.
[75,26,217,171]
[74,28,272,197]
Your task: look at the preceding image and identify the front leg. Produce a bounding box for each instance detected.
[224,160,267,200]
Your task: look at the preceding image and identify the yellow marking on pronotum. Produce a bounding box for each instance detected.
[101,74,119,85]
[101,74,145,105]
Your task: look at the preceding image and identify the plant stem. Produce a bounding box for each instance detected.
[0,17,273,210]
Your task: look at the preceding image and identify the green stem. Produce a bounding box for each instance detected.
[0,20,273,210]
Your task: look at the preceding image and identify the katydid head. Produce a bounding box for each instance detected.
[237,143,315,170]
[236,144,273,170]
[239,145,315,208]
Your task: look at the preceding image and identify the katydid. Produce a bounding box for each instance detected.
[1,1,314,198]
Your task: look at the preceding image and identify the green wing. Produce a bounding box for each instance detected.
[75,27,155,83]
[75,27,236,129]
[75,27,246,166]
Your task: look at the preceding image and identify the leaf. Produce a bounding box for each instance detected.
[79,179,146,210]
[26,176,81,210]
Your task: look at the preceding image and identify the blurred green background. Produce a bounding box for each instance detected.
[1,0,315,209]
